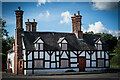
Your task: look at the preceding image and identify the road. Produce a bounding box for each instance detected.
[1,72,120,80]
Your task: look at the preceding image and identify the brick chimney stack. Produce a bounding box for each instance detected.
[25,19,31,31]
[71,11,83,39]
[15,6,24,74]
[31,19,37,32]
[71,13,76,33]
[25,19,37,32]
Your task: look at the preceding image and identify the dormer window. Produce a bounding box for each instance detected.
[34,37,44,50]
[95,38,102,50]
[57,37,68,50]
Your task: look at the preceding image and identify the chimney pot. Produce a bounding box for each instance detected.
[78,11,80,15]
[18,6,21,10]
[33,19,35,22]
[74,13,76,16]
[27,19,29,22]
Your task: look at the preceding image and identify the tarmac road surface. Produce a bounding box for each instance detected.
[1,72,120,80]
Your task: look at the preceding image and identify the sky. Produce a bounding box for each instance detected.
[2,1,119,38]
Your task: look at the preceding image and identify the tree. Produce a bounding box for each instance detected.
[2,36,14,64]
[110,41,120,67]
[85,31,94,34]
[96,33,118,51]
[0,18,8,37]
[0,18,15,66]
[85,31,118,51]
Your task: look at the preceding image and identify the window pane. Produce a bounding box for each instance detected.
[105,60,109,67]
[34,60,43,68]
[102,51,104,58]
[61,60,69,68]
[98,44,102,50]
[98,60,104,67]
[38,44,40,50]
[92,53,96,60]
[86,60,90,67]
[40,51,44,59]
[92,61,96,67]
[62,44,67,50]
[97,51,101,58]
[40,44,43,50]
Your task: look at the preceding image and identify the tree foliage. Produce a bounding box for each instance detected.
[96,33,118,51]
[110,42,120,66]
[85,31,94,34]
[0,18,8,37]
[85,31,118,51]
[0,18,15,64]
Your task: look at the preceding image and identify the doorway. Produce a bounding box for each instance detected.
[79,57,86,71]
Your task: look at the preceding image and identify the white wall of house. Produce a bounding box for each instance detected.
[7,52,15,73]
[26,68,79,74]
[24,50,109,75]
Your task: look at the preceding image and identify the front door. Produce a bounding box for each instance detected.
[79,57,86,71]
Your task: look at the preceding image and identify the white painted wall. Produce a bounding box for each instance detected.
[28,52,32,60]
[26,68,79,74]
[70,51,77,57]
[45,52,50,60]
[57,62,59,68]
[56,57,59,61]
[97,51,101,58]
[24,62,26,68]
[24,70,26,75]
[102,51,104,58]
[92,52,96,60]
[71,64,77,67]
[105,52,109,59]
[25,50,109,75]
[7,52,15,73]
[51,53,55,61]
[61,52,68,58]
[62,39,67,43]
[85,68,106,71]
[37,39,44,43]
[98,40,102,44]
[26,70,32,74]
[79,51,85,57]
[56,51,59,55]
[23,50,26,61]
[70,58,77,62]
[86,52,90,59]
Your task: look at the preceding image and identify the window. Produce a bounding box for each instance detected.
[37,43,44,50]
[34,38,44,50]
[34,60,43,68]
[97,51,104,58]
[57,37,68,50]
[98,59,104,67]
[95,40,102,50]
[60,59,69,68]
[97,44,102,50]
[62,43,67,50]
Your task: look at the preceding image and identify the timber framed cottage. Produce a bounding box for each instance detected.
[7,7,110,75]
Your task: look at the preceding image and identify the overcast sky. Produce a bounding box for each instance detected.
[2,1,119,37]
